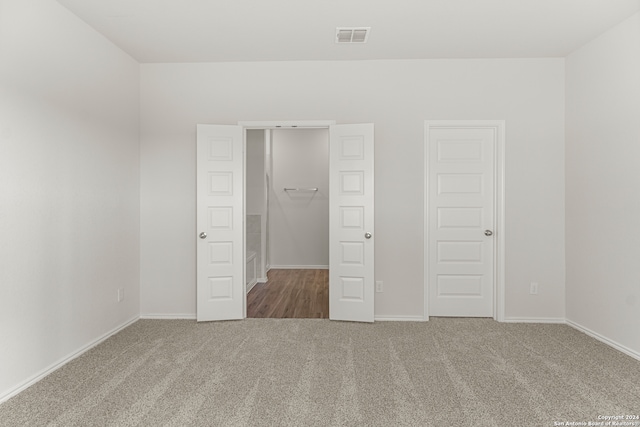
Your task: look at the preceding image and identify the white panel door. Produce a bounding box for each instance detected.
[329,124,375,322]
[196,124,244,322]
[428,125,495,317]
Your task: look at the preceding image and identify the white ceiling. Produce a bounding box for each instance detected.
[56,0,640,63]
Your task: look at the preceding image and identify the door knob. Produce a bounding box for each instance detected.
[199,232,207,239]
[365,232,372,239]
[484,230,493,236]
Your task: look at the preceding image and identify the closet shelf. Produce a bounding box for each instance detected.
[283,187,318,192]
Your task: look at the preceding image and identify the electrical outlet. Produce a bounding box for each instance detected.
[117,288,124,302]
[375,281,383,293]
[530,282,538,295]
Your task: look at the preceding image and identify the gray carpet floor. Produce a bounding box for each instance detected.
[0,318,639,427]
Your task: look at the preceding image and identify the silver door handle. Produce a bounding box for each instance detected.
[484,230,493,236]
[199,232,207,239]
[365,232,372,239]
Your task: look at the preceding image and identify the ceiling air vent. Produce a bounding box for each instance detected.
[336,27,370,43]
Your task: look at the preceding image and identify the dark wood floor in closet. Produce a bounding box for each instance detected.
[247,269,329,318]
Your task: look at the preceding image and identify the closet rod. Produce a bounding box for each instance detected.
[283,187,318,192]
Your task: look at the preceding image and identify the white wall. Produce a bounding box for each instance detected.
[565,13,640,356]
[0,0,140,400]
[140,58,565,319]
[269,129,329,268]
[246,129,266,278]
[246,129,265,215]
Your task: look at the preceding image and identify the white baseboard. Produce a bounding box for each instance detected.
[0,315,139,404]
[502,317,566,324]
[566,319,640,362]
[139,313,196,320]
[269,265,329,270]
[375,315,426,322]
[246,280,258,294]
[257,277,268,283]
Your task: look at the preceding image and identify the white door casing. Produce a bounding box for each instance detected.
[425,121,505,319]
[329,123,375,322]
[196,124,244,322]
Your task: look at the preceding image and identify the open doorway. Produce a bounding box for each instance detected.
[245,128,330,318]
[195,122,374,323]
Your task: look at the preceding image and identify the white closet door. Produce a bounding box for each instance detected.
[196,124,244,322]
[329,124,375,322]
[427,125,495,317]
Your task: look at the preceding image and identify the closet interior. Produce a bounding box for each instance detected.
[245,128,330,318]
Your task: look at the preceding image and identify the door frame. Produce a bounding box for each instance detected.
[238,120,336,318]
[423,120,506,321]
